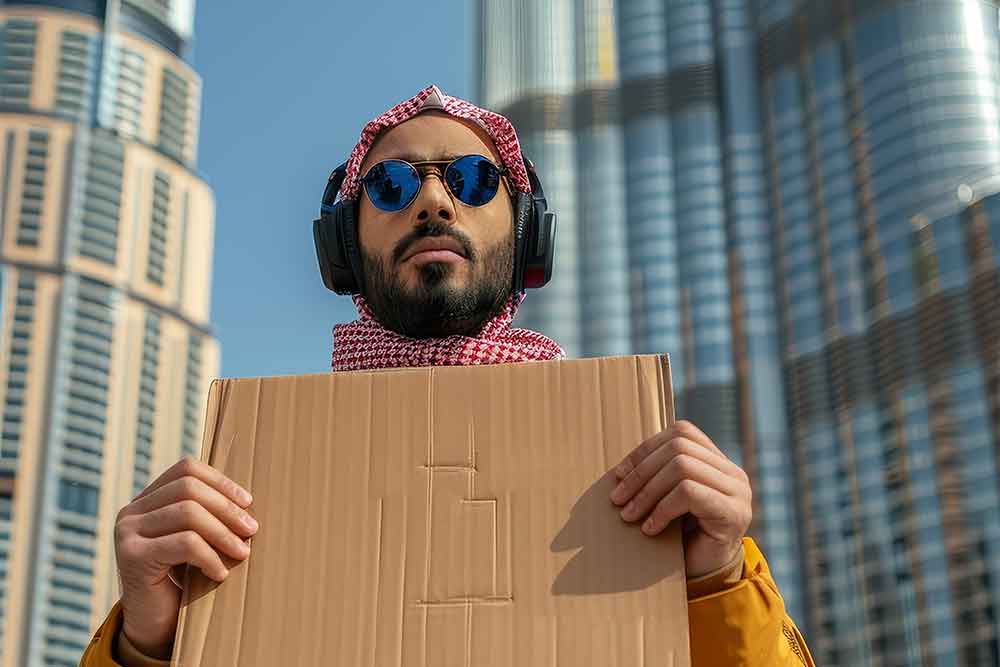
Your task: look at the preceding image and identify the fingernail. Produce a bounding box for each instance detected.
[242,513,259,532]
[615,462,631,478]
[610,483,624,504]
[643,518,655,533]
[238,488,253,506]
[236,540,251,557]
[621,501,635,520]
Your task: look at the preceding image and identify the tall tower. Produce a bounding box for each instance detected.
[0,1,219,665]
[479,1,1000,665]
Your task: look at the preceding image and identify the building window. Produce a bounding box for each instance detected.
[1,273,35,479]
[76,133,124,264]
[16,130,47,246]
[134,312,160,495]
[0,485,12,646]
[126,0,173,26]
[60,276,114,475]
[181,334,202,457]
[113,47,145,140]
[147,171,170,285]
[0,19,37,108]
[55,30,96,121]
[57,479,98,516]
[158,68,189,161]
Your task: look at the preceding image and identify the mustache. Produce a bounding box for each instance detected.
[392,221,476,265]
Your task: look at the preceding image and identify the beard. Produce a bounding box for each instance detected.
[360,222,514,339]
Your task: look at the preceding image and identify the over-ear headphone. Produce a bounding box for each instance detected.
[312,154,556,296]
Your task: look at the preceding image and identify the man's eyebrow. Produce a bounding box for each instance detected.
[389,151,466,163]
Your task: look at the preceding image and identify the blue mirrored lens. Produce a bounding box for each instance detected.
[363,160,420,211]
[446,155,501,206]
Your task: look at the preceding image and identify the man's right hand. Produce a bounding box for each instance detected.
[114,457,258,659]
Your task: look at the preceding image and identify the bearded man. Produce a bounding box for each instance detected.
[81,86,814,667]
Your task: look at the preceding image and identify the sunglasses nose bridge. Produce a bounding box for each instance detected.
[413,170,457,222]
[416,164,445,180]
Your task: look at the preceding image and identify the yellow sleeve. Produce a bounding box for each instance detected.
[688,537,815,666]
[79,602,126,667]
[79,602,170,667]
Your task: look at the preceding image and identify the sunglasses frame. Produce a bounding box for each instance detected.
[361,154,511,212]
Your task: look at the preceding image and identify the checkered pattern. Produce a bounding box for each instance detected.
[338,84,532,201]
[332,293,565,371]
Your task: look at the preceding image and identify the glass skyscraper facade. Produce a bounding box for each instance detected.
[0,1,218,665]
[479,1,1000,664]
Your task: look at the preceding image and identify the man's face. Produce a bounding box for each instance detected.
[357,112,515,339]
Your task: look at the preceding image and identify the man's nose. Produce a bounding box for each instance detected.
[414,173,457,224]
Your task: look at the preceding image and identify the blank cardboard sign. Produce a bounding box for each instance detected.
[173,354,690,666]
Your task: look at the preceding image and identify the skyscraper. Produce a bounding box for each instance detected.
[0,2,218,665]
[478,1,1000,664]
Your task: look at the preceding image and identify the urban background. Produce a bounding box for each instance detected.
[481,1,1000,665]
[0,1,998,666]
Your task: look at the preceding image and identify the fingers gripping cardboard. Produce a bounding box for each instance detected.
[173,355,689,666]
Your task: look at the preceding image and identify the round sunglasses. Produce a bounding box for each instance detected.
[361,154,507,212]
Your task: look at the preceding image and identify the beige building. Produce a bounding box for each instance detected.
[0,2,219,665]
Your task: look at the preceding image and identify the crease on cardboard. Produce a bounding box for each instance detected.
[633,356,647,439]
[550,615,557,666]
[231,378,262,667]
[639,614,645,667]
[371,497,383,666]
[414,597,514,607]
[394,418,408,667]
[421,369,434,663]
[595,358,608,473]
[464,596,472,667]
[502,364,516,608]
[319,374,343,666]
[504,487,513,610]
[366,374,375,505]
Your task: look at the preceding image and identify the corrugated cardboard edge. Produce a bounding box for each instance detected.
[657,354,675,426]
[171,378,229,666]
[170,354,685,665]
[656,354,687,600]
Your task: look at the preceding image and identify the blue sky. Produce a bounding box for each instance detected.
[192,2,472,377]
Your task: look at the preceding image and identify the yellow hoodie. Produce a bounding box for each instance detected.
[79,537,813,667]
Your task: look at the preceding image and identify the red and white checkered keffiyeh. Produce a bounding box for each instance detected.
[338,84,532,201]
[331,85,561,371]
[332,293,565,371]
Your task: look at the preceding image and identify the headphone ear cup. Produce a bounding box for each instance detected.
[523,208,556,289]
[513,192,555,291]
[313,163,365,295]
[511,192,534,294]
[336,202,365,294]
[312,200,364,295]
[313,214,339,292]
[514,154,556,291]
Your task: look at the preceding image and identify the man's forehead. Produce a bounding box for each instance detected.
[361,113,501,168]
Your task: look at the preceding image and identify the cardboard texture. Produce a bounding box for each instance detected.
[174,354,690,666]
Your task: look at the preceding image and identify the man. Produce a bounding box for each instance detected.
[81,86,814,666]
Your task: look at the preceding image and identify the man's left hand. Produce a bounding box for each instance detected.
[609,420,752,578]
